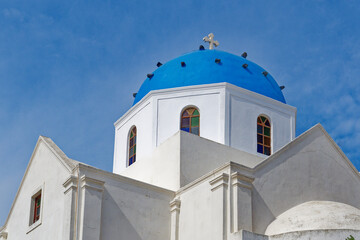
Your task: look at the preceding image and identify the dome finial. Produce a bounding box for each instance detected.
[203,33,219,50]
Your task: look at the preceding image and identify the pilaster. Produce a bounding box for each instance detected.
[231,172,254,232]
[62,176,78,240]
[170,199,181,240]
[209,173,229,240]
[78,176,105,240]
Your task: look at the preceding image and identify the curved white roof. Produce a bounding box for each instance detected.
[265,201,360,235]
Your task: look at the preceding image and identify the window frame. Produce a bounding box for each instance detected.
[127,126,137,167]
[27,184,44,234]
[180,106,200,136]
[256,115,272,156]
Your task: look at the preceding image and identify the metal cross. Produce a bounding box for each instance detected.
[203,33,219,50]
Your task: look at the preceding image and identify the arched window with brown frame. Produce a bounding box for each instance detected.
[257,116,271,156]
[128,126,137,166]
[180,107,200,136]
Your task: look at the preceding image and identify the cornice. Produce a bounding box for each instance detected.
[77,164,175,196]
[170,199,181,213]
[209,173,229,191]
[231,172,254,190]
[80,175,105,192]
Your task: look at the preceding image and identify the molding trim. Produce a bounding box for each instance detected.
[170,199,181,213]
[77,164,175,196]
[63,175,78,194]
[231,172,254,190]
[209,173,229,191]
[80,176,105,192]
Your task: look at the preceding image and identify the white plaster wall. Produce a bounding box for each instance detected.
[120,130,263,191]
[113,84,227,175]
[227,87,296,156]
[156,88,224,146]
[179,131,262,187]
[113,100,154,174]
[120,131,181,191]
[177,170,230,240]
[78,167,174,240]
[113,83,296,175]
[4,142,71,240]
[251,126,360,234]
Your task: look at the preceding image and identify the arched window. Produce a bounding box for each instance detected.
[257,116,271,156]
[128,126,137,166]
[180,107,200,136]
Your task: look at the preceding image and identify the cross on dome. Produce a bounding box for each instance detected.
[203,33,219,50]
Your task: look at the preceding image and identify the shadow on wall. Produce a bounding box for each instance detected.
[251,187,275,234]
[100,189,142,240]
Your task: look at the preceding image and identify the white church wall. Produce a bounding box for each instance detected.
[113,84,227,175]
[250,125,360,234]
[155,85,225,146]
[179,130,262,187]
[113,83,296,176]
[226,85,296,156]
[78,165,174,240]
[113,99,154,174]
[120,131,182,191]
[120,130,263,191]
[176,169,231,240]
[3,141,71,240]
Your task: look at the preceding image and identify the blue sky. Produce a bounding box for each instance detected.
[1,0,359,225]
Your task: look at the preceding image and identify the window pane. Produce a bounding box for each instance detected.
[130,132,133,138]
[264,137,270,146]
[187,108,195,115]
[133,155,136,163]
[264,147,271,155]
[129,157,133,165]
[182,111,189,117]
[181,117,190,127]
[257,117,261,123]
[191,117,199,126]
[257,125,263,134]
[134,145,136,154]
[257,144,263,153]
[36,208,40,215]
[130,138,134,147]
[265,120,270,127]
[130,147,134,156]
[191,127,199,135]
[261,116,266,122]
[264,127,270,136]
[257,134,263,144]
[193,109,199,115]
[181,127,190,132]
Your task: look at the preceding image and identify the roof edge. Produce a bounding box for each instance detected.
[254,124,360,179]
[1,136,78,230]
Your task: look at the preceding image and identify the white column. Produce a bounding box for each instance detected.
[209,173,229,240]
[78,176,105,240]
[231,172,254,232]
[170,199,181,240]
[62,176,78,240]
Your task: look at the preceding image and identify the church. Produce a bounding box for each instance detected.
[1,34,360,240]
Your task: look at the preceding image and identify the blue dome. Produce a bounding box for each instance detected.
[133,50,286,105]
